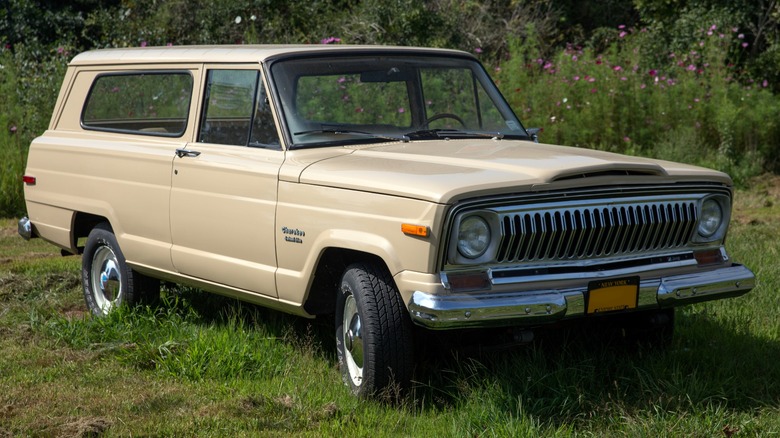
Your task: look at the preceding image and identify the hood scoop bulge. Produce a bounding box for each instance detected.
[552,168,665,182]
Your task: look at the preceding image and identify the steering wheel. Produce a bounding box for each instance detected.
[424,113,466,128]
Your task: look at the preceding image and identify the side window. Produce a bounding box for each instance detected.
[198,69,280,148]
[82,72,193,136]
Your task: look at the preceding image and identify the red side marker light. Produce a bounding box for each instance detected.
[22,176,36,185]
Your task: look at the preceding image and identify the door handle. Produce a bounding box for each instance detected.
[176,149,201,158]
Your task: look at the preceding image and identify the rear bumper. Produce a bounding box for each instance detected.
[408,264,755,329]
[18,217,34,240]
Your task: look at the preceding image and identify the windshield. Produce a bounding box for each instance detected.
[269,53,528,147]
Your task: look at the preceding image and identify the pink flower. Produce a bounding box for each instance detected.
[320,36,341,44]
[640,83,647,89]
[474,47,483,54]
[618,25,626,29]
[543,62,553,70]
[623,136,631,142]
[588,77,596,83]
[590,88,598,93]
[648,69,657,76]
[613,65,622,71]
[619,31,627,38]
[57,47,64,54]
[9,125,17,134]
[398,107,405,113]
[573,75,580,81]
[687,64,697,71]
[621,77,627,81]
[710,24,717,31]
[738,33,744,39]
[572,55,578,61]
[338,77,346,83]
[140,41,148,47]
[763,79,769,88]
[742,42,749,48]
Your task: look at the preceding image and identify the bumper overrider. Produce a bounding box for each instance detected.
[409,263,755,329]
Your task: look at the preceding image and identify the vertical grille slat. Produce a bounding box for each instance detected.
[494,199,699,263]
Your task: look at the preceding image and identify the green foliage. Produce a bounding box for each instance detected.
[43,289,296,382]
[0,51,26,217]
[2,1,780,217]
[494,24,779,183]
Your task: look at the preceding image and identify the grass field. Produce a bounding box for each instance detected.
[1,177,779,437]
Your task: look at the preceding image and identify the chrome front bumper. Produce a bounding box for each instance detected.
[408,264,755,329]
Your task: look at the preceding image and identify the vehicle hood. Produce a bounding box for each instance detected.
[291,139,732,204]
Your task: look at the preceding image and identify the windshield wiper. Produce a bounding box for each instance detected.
[294,128,409,143]
[404,128,505,140]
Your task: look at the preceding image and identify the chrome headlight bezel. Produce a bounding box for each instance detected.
[448,211,500,265]
[693,194,730,243]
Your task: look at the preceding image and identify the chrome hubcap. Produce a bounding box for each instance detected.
[91,246,122,314]
[342,294,364,386]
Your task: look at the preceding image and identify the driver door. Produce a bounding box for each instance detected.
[170,65,283,297]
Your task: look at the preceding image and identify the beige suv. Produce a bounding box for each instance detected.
[19,45,755,397]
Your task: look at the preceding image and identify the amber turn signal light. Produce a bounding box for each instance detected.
[401,223,429,237]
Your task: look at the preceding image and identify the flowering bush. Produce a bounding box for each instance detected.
[1,1,779,217]
[493,24,777,183]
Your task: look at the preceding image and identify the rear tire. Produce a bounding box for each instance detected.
[81,223,159,316]
[335,261,414,398]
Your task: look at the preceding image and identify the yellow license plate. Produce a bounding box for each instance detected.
[587,277,639,314]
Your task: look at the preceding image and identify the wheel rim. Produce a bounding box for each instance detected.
[342,294,364,386]
[90,245,122,314]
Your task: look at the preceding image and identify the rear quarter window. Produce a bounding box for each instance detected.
[81,71,193,136]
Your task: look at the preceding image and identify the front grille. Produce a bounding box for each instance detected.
[495,200,698,262]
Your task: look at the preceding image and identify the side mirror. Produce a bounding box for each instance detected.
[526,127,541,143]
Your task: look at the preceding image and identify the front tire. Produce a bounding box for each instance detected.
[82,223,159,316]
[335,262,414,398]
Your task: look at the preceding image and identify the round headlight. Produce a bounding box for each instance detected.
[457,215,491,259]
[698,198,723,237]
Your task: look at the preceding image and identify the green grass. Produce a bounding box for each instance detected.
[1,182,780,437]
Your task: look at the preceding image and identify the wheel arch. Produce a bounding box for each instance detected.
[71,212,112,254]
[303,247,390,316]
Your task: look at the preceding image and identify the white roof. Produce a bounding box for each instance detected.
[69,44,471,66]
